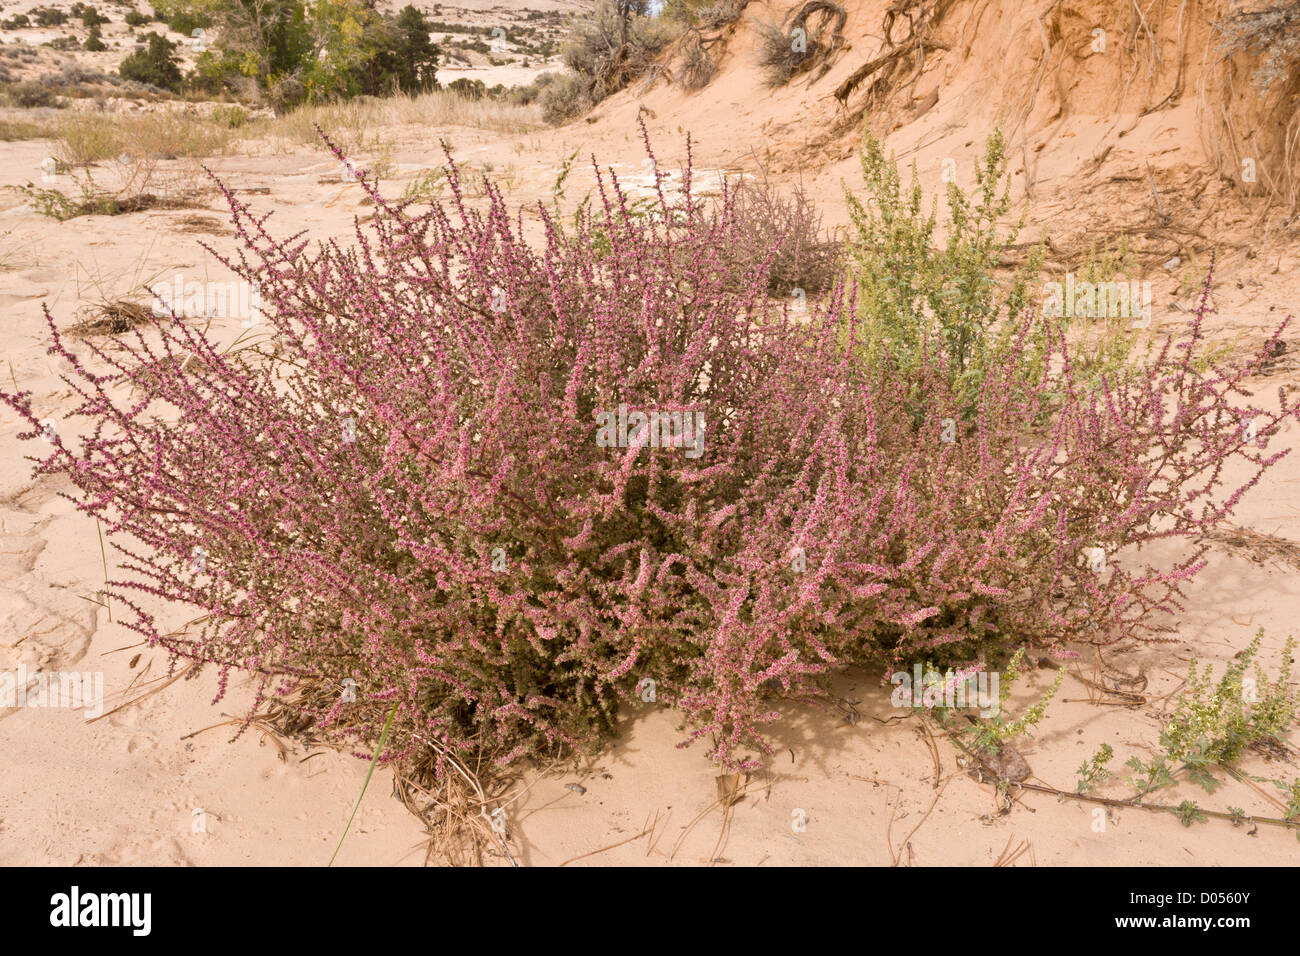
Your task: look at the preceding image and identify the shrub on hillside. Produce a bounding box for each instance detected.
[756,1,846,87]
[505,70,560,106]
[159,7,210,36]
[539,72,591,123]
[550,0,677,121]
[1217,2,1300,91]
[5,129,1295,777]
[30,6,68,27]
[446,77,486,100]
[2,81,59,107]
[678,32,716,90]
[179,1,439,107]
[73,4,109,28]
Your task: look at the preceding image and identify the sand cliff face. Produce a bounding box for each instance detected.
[585,0,1297,253]
[0,1,1298,865]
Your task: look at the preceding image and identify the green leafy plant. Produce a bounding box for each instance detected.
[1076,742,1114,793]
[1064,238,1147,388]
[1116,631,1297,808]
[17,176,115,221]
[1172,799,1208,827]
[1125,753,1177,801]
[399,167,447,203]
[1161,630,1298,775]
[971,649,1065,750]
[843,127,1044,419]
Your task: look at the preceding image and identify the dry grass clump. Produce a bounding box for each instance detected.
[679,32,719,90]
[756,0,847,87]
[172,215,230,235]
[663,0,753,90]
[44,90,538,167]
[695,0,755,28]
[259,89,542,147]
[67,299,156,338]
[251,682,522,866]
[0,114,57,140]
[1199,524,1300,572]
[20,155,217,221]
[541,0,679,122]
[56,110,238,166]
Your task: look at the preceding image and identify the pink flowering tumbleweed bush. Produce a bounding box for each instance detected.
[4,127,1297,787]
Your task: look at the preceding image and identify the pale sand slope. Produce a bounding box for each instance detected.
[2,4,1300,863]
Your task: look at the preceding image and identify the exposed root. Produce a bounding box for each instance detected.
[834,0,955,112]
[757,0,848,87]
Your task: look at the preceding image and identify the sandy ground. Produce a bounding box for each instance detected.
[2,0,1300,866]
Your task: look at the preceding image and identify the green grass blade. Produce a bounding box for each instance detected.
[328,699,399,867]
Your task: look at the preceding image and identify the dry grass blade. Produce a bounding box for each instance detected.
[86,661,195,723]
[993,834,1032,867]
[889,776,952,866]
[558,819,655,866]
[1199,523,1300,571]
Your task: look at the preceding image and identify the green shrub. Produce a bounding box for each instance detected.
[31,7,68,27]
[171,2,438,108]
[160,8,211,35]
[1162,630,1298,771]
[72,4,109,27]
[507,70,559,106]
[210,104,249,128]
[446,77,485,100]
[843,127,1043,419]
[119,32,183,91]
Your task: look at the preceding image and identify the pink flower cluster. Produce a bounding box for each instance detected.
[4,128,1295,772]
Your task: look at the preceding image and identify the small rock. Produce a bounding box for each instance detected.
[565,782,587,795]
[981,745,1032,783]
